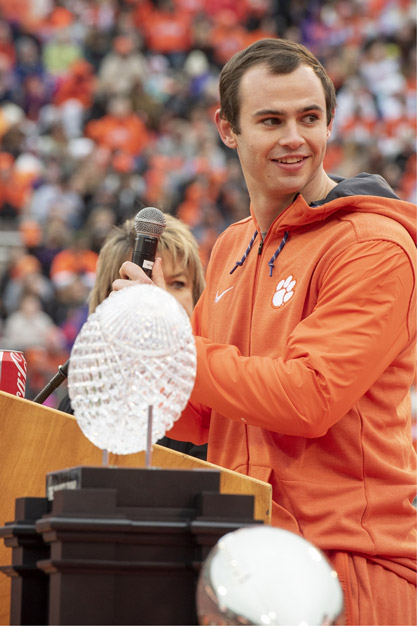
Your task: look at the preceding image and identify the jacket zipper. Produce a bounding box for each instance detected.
[258,238,264,255]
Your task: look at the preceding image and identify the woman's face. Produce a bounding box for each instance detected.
[160,251,194,318]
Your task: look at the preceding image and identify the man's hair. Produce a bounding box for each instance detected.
[219,38,337,133]
[88,214,205,314]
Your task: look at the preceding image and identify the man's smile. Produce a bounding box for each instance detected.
[275,156,308,164]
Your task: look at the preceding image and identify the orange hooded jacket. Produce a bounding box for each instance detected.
[168,173,416,582]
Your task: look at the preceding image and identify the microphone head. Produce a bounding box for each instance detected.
[134,207,166,237]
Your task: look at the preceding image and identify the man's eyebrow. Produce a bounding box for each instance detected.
[253,104,325,117]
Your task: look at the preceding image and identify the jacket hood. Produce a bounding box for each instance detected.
[264,172,416,244]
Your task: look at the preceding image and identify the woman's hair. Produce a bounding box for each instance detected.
[88,219,135,314]
[88,213,205,314]
[219,38,337,133]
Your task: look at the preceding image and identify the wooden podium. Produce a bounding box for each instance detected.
[0,391,272,625]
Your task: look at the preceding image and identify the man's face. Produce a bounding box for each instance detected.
[216,64,333,216]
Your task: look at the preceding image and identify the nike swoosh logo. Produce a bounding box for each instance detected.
[215,286,234,303]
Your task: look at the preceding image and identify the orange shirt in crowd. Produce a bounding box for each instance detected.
[0,0,42,29]
[208,12,252,65]
[49,248,98,287]
[141,9,192,54]
[85,113,150,157]
[53,60,96,109]
[203,0,249,22]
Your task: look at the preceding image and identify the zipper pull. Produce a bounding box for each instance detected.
[258,238,264,255]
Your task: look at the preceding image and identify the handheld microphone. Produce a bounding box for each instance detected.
[131,207,166,277]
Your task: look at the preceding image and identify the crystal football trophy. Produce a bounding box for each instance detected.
[196,525,344,626]
[68,284,197,463]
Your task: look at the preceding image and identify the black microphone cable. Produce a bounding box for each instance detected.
[32,359,70,404]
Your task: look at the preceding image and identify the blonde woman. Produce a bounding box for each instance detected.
[59,213,207,460]
[89,213,205,316]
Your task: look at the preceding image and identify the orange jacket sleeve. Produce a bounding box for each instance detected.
[165,399,210,444]
[174,240,415,439]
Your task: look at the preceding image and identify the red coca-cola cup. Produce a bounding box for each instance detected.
[0,350,27,397]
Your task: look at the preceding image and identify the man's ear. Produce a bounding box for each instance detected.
[326,117,334,139]
[215,108,238,149]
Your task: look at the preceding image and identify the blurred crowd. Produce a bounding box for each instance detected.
[0,0,415,422]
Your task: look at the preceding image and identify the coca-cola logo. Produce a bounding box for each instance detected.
[9,351,27,398]
[9,351,27,369]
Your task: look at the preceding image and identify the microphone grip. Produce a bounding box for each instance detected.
[131,234,159,278]
[33,359,70,404]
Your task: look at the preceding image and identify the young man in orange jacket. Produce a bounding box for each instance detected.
[114,39,416,625]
